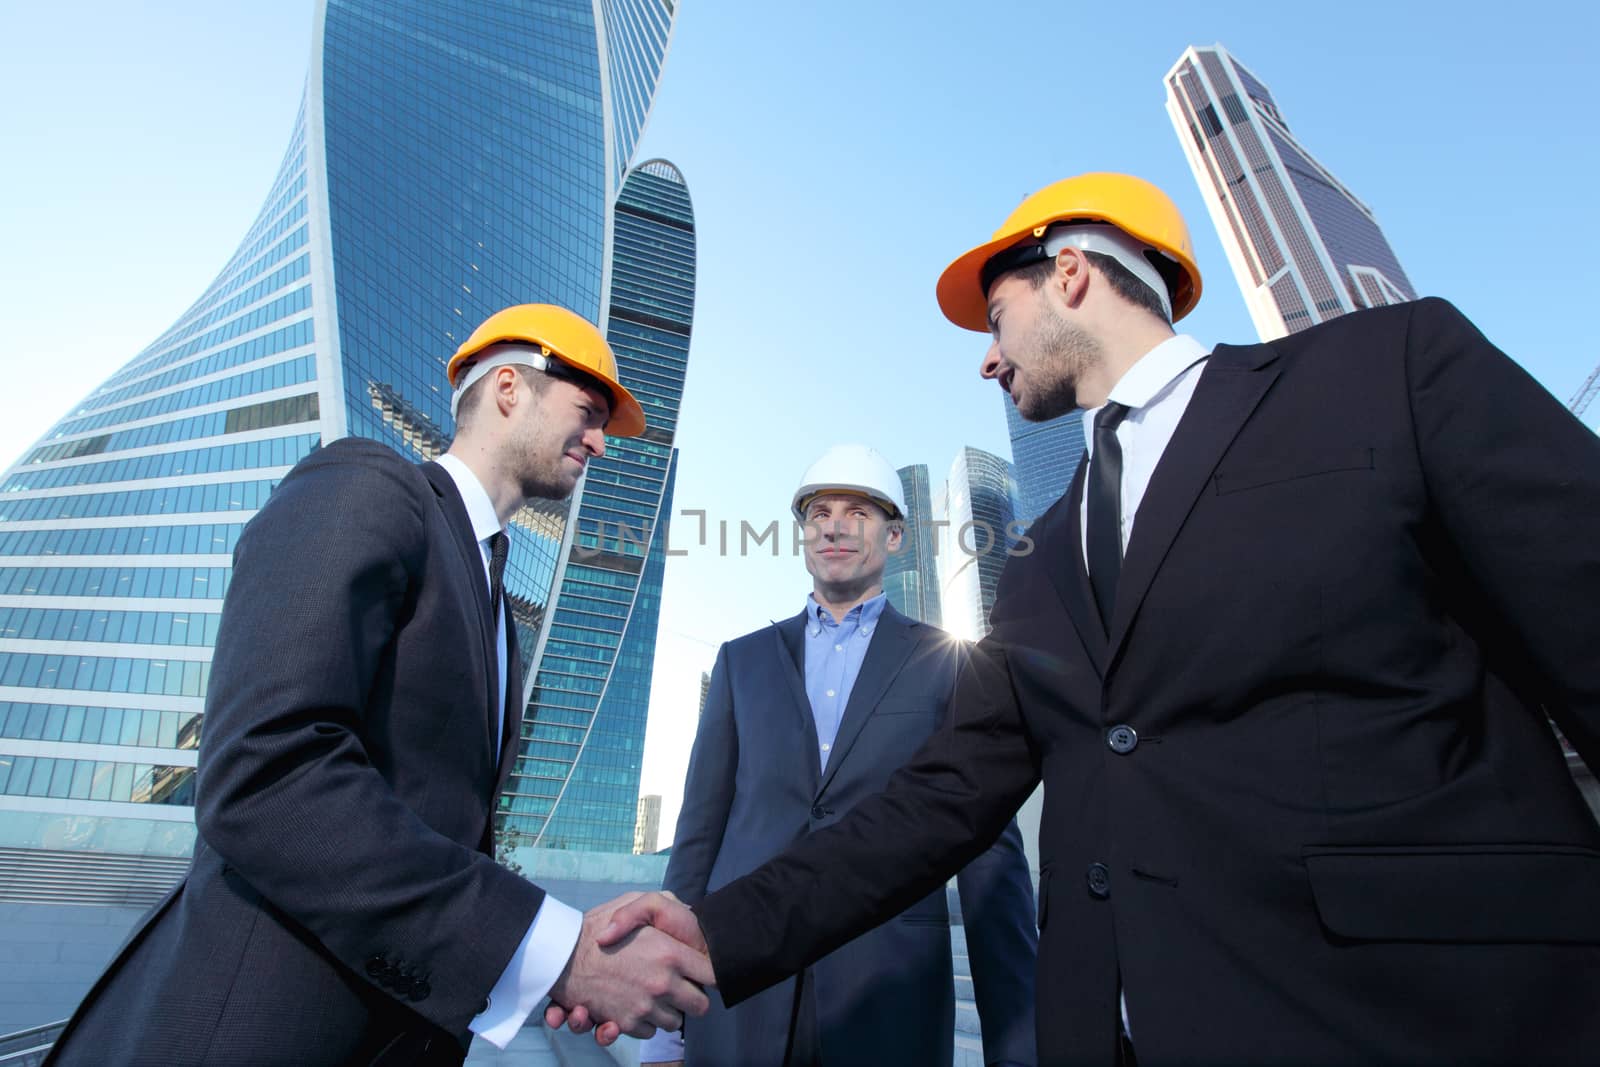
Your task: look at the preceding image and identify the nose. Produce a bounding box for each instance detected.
[979,341,1003,381]
[583,426,606,458]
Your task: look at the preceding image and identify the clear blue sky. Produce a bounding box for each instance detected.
[2,0,1595,836]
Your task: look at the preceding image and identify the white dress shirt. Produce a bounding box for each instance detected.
[1079,334,1211,571]
[437,454,583,1049]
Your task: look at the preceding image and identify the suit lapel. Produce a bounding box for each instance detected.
[422,462,500,760]
[1106,343,1281,670]
[1040,458,1109,675]
[817,606,918,795]
[772,611,823,789]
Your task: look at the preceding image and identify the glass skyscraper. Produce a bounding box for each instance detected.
[0,0,679,861]
[1003,394,1086,528]
[936,447,1021,641]
[881,464,942,627]
[505,159,696,852]
[1165,44,1416,341]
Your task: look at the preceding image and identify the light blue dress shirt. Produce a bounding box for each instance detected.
[804,592,888,770]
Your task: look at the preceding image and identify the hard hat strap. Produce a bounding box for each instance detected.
[449,348,551,420]
[1041,224,1174,321]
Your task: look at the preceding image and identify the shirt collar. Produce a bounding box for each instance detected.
[1104,333,1210,411]
[805,592,889,636]
[436,453,504,544]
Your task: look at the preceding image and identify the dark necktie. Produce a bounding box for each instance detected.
[486,531,509,754]
[487,531,509,622]
[1087,402,1130,632]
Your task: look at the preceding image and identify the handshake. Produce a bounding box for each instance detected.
[545,891,711,1046]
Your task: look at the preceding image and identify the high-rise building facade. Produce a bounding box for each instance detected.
[0,0,679,860]
[936,447,1021,641]
[881,464,942,627]
[1165,44,1417,341]
[633,793,662,855]
[506,160,696,852]
[1003,395,1085,528]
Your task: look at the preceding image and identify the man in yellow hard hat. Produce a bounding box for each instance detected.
[581,174,1600,1064]
[48,305,710,1066]
[639,444,1037,1067]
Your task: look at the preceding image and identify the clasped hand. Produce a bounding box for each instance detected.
[545,891,712,1046]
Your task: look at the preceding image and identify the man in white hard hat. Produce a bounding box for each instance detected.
[579,171,1600,1065]
[48,306,712,1066]
[637,444,1037,1067]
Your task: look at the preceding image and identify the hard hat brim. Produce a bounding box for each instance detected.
[935,224,1203,332]
[448,330,647,438]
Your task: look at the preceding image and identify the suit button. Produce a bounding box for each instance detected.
[394,973,414,995]
[1087,863,1111,898]
[810,805,825,820]
[1107,725,1138,754]
[365,956,386,978]
[409,979,431,1002]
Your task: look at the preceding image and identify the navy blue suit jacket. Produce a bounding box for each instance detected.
[667,603,1037,1067]
[48,438,538,1067]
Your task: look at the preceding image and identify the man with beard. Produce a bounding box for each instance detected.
[579,173,1600,1065]
[639,445,1036,1067]
[48,305,713,1066]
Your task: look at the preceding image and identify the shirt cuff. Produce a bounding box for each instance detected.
[640,1026,685,1063]
[469,895,584,1049]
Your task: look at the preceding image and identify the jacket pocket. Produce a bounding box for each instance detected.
[1213,448,1373,495]
[1303,843,1600,943]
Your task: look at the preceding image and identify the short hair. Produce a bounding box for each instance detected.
[1010,250,1172,324]
[452,363,550,435]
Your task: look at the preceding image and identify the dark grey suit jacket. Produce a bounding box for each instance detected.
[48,437,541,1067]
[667,604,1037,1067]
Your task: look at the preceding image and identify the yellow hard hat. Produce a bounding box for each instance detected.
[446,304,646,437]
[935,172,1203,331]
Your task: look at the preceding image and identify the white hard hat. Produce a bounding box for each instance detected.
[792,444,907,522]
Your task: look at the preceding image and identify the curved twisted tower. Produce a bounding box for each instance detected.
[0,0,679,864]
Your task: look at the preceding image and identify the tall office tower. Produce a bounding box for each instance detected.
[881,464,943,627]
[698,671,712,718]
[632,793,662,855]
[0,0,678,862]
[1165,44,1417,341]
[1003,395,1086,528]
[505,160,696,852]
[936,447,1021,641]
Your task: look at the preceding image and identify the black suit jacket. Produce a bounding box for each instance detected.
[48,438,540,1067]
[691,299,1600,1066]
[666,605,1036,1066]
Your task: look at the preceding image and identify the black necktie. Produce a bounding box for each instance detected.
[1087,402,1130,632]
[487,531,509,621]
[486,531,509,753]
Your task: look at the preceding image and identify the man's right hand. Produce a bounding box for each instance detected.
[545,894,714,1041]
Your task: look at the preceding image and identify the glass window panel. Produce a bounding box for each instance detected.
[111,762,133,801]
[139,710,159,747]
[111,658,132,693]
[157,711,178,749]
[69,759,94,800]
[120,706,142,745]
[48,759,74,798]
[0,755,10,793]
[22,704,47,739]
[27,757,54,796]
[2,704,26,737]
[42,705,65,741]
[89,761,114,801]
[62,706,85,743]
[6,756,35,795]
[130,764,154,803]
